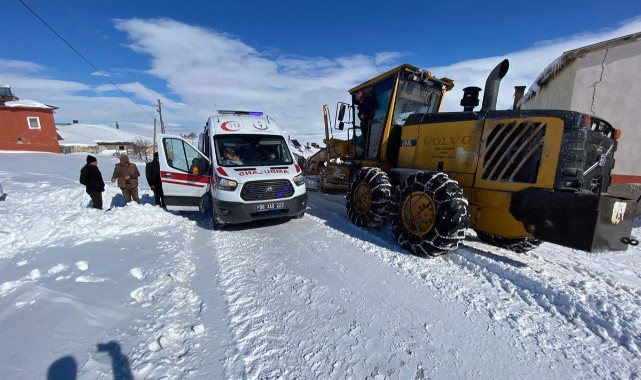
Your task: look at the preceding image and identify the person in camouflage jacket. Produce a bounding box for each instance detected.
[111,154,141,204]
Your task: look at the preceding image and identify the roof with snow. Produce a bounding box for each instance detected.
[287,138,320,159]
[517,32,641,108]
[57,123,150,146]
[2,98,57,110]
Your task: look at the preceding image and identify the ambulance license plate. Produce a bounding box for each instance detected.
[256,202,285,212]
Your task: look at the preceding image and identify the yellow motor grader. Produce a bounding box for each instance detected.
[322,59,638,256]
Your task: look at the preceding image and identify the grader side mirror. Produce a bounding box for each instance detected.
[338,104,346,121]
[338,121,345,130]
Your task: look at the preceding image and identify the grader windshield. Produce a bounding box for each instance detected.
[391,77,443,126]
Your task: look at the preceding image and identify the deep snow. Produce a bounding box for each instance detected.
[0,151,640,379]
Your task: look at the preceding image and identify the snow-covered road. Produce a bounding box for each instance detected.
[201,191,641,379]
[0,152,639,379]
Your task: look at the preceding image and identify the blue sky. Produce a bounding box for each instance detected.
[3,0,641,140]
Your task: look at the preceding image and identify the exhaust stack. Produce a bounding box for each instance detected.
[481,59,510,111]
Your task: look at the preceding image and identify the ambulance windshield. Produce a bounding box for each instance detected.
[214,135,294,167]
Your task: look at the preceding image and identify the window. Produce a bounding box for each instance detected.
[214,134,293,167]
[27,117,41,130]
[391,78,442,126]
[163,137,209,175]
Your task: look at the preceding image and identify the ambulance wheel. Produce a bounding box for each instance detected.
[210,196,224,230]
[390,171,469,257]
[475,231,541,253]
[346,167,392,228]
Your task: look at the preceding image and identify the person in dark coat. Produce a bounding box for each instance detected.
[79,155,105,210]
[354,89,373,154]
[145,152,165,207]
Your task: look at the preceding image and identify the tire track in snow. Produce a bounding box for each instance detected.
[209,219,434,379]
[210,226,332,378]
[448,242,641,377]
[305,206,640,379]
[211,211,609,379]
[457,240,641,354]
[310,191,641,373]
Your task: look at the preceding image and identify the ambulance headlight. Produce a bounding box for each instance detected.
[216,174,238,191]
[293,174,305,186]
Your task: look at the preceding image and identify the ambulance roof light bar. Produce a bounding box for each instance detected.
[218,110,264,117]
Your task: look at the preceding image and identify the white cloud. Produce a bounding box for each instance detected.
[91,70,111,77]
[0,58,46,73]
[109,18,417,136]
[113,16,641,137]
[2,16,640,141]
[431,16,641,112]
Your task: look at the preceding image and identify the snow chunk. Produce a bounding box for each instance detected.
[148,341,162,352]
[75,276,107,283]
[0,280,20,294]
[130,287,154,303]
[192,324,205,335]
[129,268,144,280]
[48,264,67,275]
[27,269,41,280]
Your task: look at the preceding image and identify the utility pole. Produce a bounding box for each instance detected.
[157,99,165,133]
[153,118,157,154]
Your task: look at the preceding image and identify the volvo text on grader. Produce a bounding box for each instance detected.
[321,59,637,256]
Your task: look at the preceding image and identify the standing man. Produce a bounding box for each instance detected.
[111,154,141,204]
[79,155,105,210]
[145,152,165,207]
[354,89,373,154]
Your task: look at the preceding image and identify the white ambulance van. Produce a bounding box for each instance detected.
[156,110,307,227]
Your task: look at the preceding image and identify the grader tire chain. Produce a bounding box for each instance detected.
[390,171,469,257]
[475,231,542,253]
[346,167,392,228]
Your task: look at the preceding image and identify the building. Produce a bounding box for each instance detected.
[57,122,152,158]
[0,85,60,153]
[517,32,641,188]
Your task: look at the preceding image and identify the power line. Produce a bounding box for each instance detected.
[17,0,157,122]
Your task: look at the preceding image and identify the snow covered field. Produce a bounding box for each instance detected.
[0,151,640,379]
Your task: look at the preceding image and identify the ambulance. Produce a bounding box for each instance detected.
[156,110,307,228]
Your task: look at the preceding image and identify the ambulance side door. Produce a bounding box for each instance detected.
[157,134,211,211]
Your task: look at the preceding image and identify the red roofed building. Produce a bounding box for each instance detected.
[0,85,60,153]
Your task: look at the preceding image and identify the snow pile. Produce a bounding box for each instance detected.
[0,151,640,379]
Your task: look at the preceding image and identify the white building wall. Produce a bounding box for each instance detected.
[570,41,641,178]
[521,61,577,111]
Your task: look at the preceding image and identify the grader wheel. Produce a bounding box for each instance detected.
[390,171,469,256]
[346,167,392,228]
